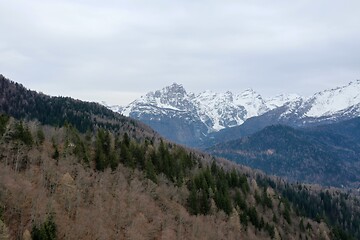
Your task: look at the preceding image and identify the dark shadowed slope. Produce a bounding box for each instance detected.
[207,122,360,188]
[0,74,157,139]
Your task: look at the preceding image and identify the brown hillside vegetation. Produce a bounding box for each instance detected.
[0,117,335,240]
[0,76,359,239]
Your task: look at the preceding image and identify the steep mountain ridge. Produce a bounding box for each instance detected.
[203,80,360,147]
[265,93,302,110]
[121,83,273,133]
[268,80,360,125]
[119,83,300,146]
[305,80,360,117]
[121,83,208,146]
[116,80,360,147]
[193,88,269,131]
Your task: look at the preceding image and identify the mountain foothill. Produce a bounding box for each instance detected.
[0,74,360,239]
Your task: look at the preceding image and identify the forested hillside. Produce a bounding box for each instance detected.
[0,115,346,239]
[0,76,359,239]
[0,74,155,135]
[207,123,360,188]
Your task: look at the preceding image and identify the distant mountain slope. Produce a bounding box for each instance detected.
[207,120,360,188]
[203,81,360,148]
[117,80,360,148]
[260,80,360,128]
[312,116,360,143]
[121,83,274,131]
[118,83,299,146]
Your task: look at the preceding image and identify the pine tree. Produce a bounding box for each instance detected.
[0,114,9,136]
[120,142,134,168]
[123,132,130,147]
[13,121,33,145]
[284,206,291,224]
[240,212,248,229]
[145,159,157,183]
[199,189,211,215]
[95,129,107,171]
[31,214,57,240]
[300,218,305,231]
[235,190,247,210]
[52,146,60,161]
[248,207,260,229]
[188,183,199,215]
[37,127,45,145]
[262,188,273,209]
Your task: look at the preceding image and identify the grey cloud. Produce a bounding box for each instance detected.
[1,0,360,105]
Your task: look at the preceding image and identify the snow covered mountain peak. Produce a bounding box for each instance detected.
[236,88,264,103]
[118,80,360,137]
[266,94,302,110]
[121,83,275,132]
[304,80,360,118]
[157,83,187,97]
[196,90,234,103]
[111,80,360,147]
[240,88,258,96]
[345,79,360,87]
[122,83,195,115]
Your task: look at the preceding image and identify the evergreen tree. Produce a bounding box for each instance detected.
[235,190,247,210]
[123,132,130,147]
[145,159,157,183]
[95,144,106,171]
[240,212,248,229]
[284,205,292,224]
[120,142,134,168]
[262,188,273,209]
[36,127,45,145]
[94,128,117,171]
[0,114,9,136]
[31,215,57,240]
[52,146,60,161]
[94,129,109,171]
[188,183,199,215]
[300,218,305,231]
[199,190,211,215]
[265,223,275,239]
[248,207,260,229]
[13,121,33,145]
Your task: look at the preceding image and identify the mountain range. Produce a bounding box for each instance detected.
[107,80,360,188]
[207,118,360,188]
[112,80,360,147]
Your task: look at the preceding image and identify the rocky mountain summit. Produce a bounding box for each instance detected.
[112,80,360,147]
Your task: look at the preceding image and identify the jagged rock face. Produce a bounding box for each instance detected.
[193,89,269,131]
[204,81,360,147]
[269,80,360,127]
[120,84,208,146]
[119,83,281,146]
[109,80,360,147]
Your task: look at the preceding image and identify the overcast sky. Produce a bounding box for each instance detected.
[1,0,360,105]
